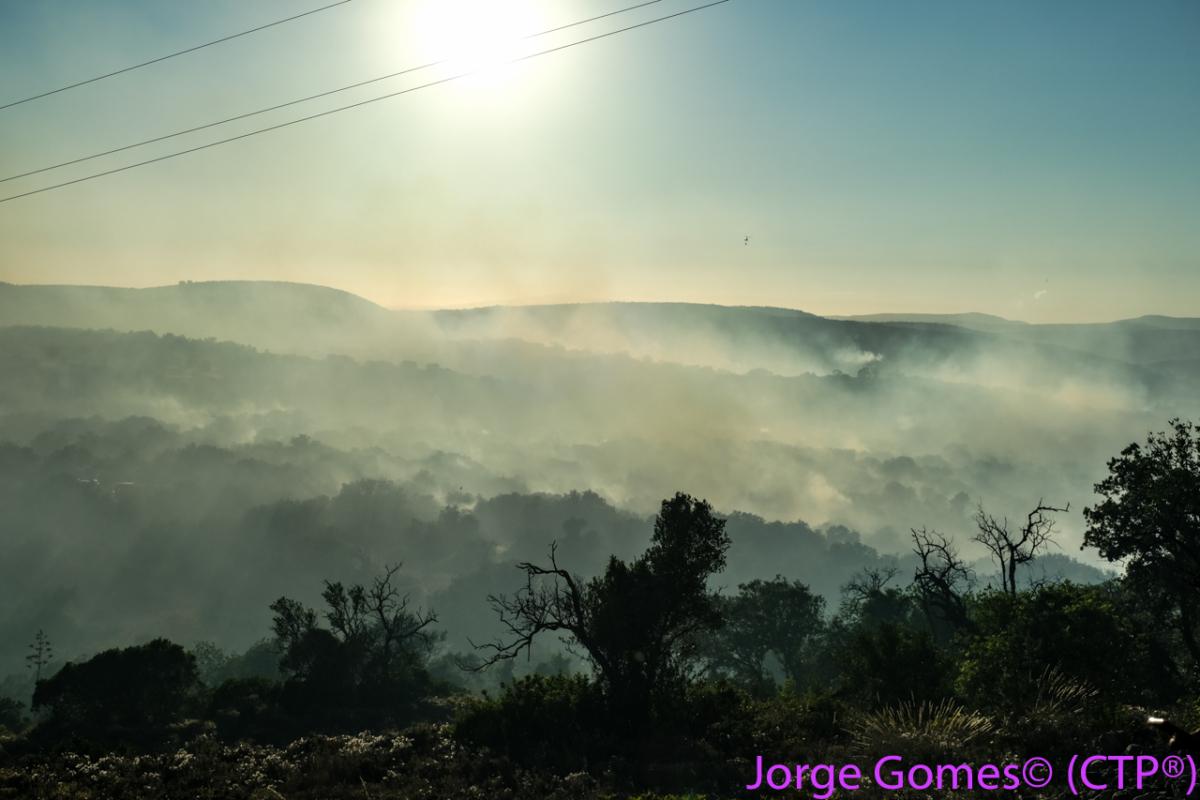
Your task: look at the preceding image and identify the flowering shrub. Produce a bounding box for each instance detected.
[0,725,603,800]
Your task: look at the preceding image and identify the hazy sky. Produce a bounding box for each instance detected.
[1,0,1196,321]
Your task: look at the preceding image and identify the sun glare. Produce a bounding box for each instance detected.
[414,0,543,88]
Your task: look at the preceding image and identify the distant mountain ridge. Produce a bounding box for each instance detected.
[835,310,1200,364]
[0,280,411,360]
[1,280,1197,381]
[6,279,1194,331]
[836,310,1200,331]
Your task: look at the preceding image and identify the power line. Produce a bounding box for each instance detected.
[0,0,357,112]
[0,0,668,185]
[0,0,732,205]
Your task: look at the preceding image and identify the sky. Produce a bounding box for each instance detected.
[0,0,1197,321]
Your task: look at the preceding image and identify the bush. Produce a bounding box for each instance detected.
[32,638,198,744]
[957,583,1166,716]
[835,622,952,707]
[209,677,289,743]
[0,696,27,734]
[455,673,609,772]
[748,685,855,761]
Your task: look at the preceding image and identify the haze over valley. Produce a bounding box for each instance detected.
[1,279,1192,675]
[4,2,1200,795]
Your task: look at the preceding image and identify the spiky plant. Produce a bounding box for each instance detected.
[1028,665,1099,718]
[850,698,995,761]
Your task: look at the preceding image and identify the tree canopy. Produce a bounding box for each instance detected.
[478,492,731,723]
[1084,419,1200,666]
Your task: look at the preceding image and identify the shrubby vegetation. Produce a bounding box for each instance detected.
[2,420,1199,797]
[0,407,927,676]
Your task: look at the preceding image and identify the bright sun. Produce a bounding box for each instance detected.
[414,0,544,88]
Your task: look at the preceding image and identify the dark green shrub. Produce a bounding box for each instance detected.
[32,638,198,744]
[455,673,608,772]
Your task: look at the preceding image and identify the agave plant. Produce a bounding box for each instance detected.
[1005,665,1106,756]
[1028,665,1099,719]
[850,698,995,761]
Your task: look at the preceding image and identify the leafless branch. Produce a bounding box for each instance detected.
[973,500,1069,597]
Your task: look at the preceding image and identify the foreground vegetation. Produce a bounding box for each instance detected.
[1,420,1198,798]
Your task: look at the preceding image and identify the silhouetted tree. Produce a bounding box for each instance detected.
[974,500,1067,598]
[840,566,907,625]
[911,528,974,634]
[843,565,897,597]
[32,638,197,735]
[1084,419,1200,666]
[476,493,731,724]
[816,567,950,704]
[706,576,825,691]
[270,564,439,729]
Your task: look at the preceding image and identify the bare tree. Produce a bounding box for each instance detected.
[973,500,1068,598]
[367,563,438,678]
[842,565,899,608]
[911,527,974,631]
[471,542,597,669]
[322,583,370,643]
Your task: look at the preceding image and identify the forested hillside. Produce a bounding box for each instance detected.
[0,284,1194,799]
